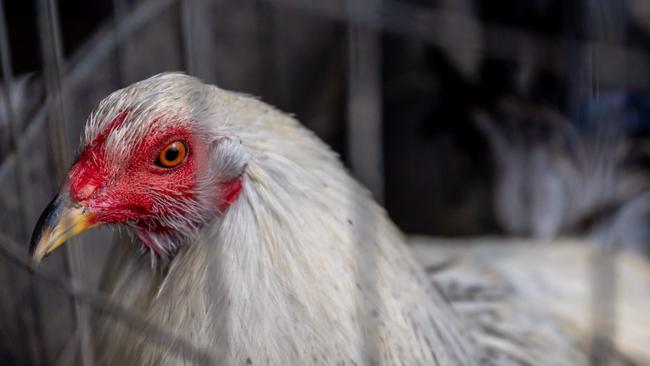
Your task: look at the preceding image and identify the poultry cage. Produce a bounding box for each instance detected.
[1,0,650,365]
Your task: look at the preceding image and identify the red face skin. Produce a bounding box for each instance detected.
[67,112,242,254]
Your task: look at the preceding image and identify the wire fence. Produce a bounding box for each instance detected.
[0,0,646,364]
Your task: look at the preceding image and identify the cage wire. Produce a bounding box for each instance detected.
[0,0,643,364]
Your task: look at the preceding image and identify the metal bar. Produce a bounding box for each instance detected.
[180,0,196,75]
[0,231,223,366]
[111,0,130,86]
[0,0,17,148]
[256,0,281,103]
[589,248,618,366]
[36,0,70,174]
[0,2,47,365]
[346,1,383,364]
[0,0,32,251]
[35,0,91,364]
[346,0,383,202]
[584,2,625,364]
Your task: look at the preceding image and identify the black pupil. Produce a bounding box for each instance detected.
[165,146,179,162]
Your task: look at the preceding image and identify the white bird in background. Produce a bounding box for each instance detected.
[28,73,650,365]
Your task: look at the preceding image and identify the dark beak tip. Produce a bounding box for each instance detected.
[28,194,61,257]
[28,234,40,256]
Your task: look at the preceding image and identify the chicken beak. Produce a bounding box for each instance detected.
[29,193,97,266]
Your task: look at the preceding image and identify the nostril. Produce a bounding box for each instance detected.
[74,183,98,202]
[68,160,108,203]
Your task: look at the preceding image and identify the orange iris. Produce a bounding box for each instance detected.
[157,141,187,167]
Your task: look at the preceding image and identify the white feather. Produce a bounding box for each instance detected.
[89,73,477,365]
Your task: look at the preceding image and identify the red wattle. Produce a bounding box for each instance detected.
[219,177,243,212]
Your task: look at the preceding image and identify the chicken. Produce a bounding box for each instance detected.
[29,72,477,365]
[413,237,650,366]
[28,73,650,366]
[476,99,650,251]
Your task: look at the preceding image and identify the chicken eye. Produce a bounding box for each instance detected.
[156,141,187,168]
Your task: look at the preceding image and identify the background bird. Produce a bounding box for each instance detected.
[476,97,650,252]
[28,73,650,366]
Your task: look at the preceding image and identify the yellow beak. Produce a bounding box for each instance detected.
[29,193,97,266]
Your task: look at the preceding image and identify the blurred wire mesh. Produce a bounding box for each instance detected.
[0,0,649,365]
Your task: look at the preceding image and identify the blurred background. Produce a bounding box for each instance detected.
[0,0,650,365]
